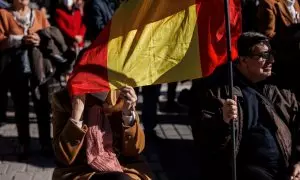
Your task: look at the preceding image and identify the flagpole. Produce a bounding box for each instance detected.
[223,0,237,180]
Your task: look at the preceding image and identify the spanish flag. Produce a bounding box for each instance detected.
[68,0,242,96]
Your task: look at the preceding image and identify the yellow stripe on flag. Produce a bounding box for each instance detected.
[107,0,201,89]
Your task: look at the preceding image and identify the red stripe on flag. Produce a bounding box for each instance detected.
[195,0,241,77]
[68,23,112,96]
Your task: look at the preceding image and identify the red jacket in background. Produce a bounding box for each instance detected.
[55,7,86,48]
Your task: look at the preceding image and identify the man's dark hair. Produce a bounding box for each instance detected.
[237,32,270,57]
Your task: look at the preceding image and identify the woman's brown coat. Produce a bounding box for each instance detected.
[51,89,152,180]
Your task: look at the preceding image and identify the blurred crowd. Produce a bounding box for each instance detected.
[0,0,123,159]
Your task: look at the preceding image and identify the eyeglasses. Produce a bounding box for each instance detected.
[249,51,275,61]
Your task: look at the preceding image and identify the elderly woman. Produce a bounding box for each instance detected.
[51,86,152,180]
[0,0,52,159]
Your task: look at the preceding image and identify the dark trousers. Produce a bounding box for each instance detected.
[0,69,51,146]
[141,84,161,132]
[90,172,131,180]
[0,84,8,123]
[167,82,177,103]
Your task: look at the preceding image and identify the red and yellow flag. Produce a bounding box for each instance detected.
[68,0,242,96]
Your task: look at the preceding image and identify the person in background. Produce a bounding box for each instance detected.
[55,0,86,82]
[257,0,300,39]
[141,84,161,137]
[257,0,300,99]
[160,82,182,113]
[0,0,9,128]
[241,0,260,31]
[83,0,117,40]
[55,0,86,52]
[190,32,300,180]
[0,0,52,159]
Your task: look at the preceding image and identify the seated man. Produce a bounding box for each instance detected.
[190,32,300,180]
[51,86,152,180]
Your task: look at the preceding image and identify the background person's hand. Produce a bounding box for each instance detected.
[23,33,40,46]
[119,86,137,116]
[291,163,300,180]
[222,95,238,124]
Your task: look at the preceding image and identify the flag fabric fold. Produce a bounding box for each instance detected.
[68,0,242,96]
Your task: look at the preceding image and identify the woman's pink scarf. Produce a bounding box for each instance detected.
[85,105,123,172]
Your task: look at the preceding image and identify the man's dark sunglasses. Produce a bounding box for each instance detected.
[249,51,275,60]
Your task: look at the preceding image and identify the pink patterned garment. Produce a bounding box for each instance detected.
[85,105,123,172]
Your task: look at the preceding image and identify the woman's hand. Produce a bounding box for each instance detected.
[71,94,86,121]
[119,86,137,116]
[23,33,40,46]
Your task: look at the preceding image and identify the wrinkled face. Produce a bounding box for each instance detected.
[13,0,29,6]
[241,43,275,81]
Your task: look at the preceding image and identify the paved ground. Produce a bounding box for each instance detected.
[0,82,200,180]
